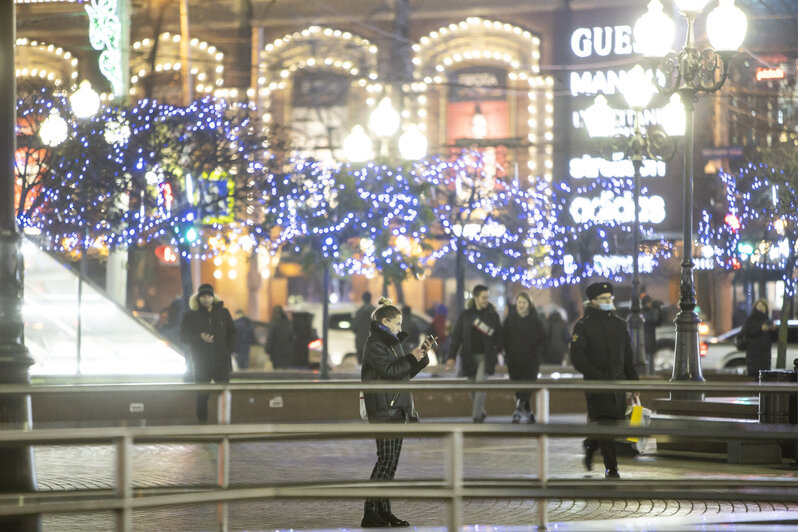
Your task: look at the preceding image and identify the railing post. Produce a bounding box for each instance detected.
[536,387,549,529]
[445,428,463,531]
[115,434,132,532]
[217,386,231,531]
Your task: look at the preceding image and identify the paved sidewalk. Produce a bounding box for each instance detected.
[31,414,798,531]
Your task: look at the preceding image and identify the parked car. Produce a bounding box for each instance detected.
[697,320,798,374]
[285,302,435,369]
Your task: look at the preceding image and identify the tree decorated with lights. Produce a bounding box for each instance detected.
[261,158,432,377]
[15,80,128,261]
[417,151,553,314]
[698,153,798,368]
[15,83,282,303]
[334,162,434,300]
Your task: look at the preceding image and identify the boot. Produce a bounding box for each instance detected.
[381,511,410,527]
[361,508,390,528]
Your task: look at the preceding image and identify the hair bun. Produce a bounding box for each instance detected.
[378,297,393,307]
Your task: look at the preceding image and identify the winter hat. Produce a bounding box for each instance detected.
[585,281,613,301]
[197,283,215,297]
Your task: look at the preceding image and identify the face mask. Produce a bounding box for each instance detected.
[598,303,614,311]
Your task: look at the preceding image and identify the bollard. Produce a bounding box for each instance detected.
[759,370,794,424]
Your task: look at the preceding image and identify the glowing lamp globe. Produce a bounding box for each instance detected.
[662,94,686,136]
[69,80,100,119]
[583,95,616,138]
[368,97,400,138]
[620,65,656,109]
[40,109,68,147]
[398,124,427,161]
[707,0,747,51]
[342,125,374,163]
[633,0,675,58]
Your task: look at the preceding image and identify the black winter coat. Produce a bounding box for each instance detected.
[743,309,773,372]
[502,310,547,381]
[544,314,570,364]
[361,321,429,423]
[449,300,502,378]
[266,317,296,369]
[570,304,638,420]
[180,295,237,375]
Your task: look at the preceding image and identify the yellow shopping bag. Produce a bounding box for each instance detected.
[627,404,644,443]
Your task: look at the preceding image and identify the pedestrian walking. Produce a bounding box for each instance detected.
[353,291,376,363]
[266,305,296,369]
[233,309,256,370]
[569,281,639,479]
[445,284,502,423]
[360,297,433,528]
[544,310,570,365]
[400,305,421,354]
[427,303,449,360]
[502,292,547,423]
[641,296,663,372]
[742,298,776,378]
[179,283,237,423]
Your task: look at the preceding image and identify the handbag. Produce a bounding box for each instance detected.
[359,391,368,421]
[735,331,748,351]
[626,396,651,453]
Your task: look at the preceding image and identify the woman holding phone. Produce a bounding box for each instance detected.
[360,297,434,528]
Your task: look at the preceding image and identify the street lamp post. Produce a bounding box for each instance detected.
[634,0,746,383]
[584,66,681,376]
[0,1,40,529]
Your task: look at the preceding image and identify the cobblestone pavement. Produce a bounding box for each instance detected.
[31,415,798,531]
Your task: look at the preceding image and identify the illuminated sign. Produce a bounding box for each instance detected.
[564,254,655,276]
[569,191,666,225]
[755,68,785,81]
[570,26,634,58]
[569,154,666,179]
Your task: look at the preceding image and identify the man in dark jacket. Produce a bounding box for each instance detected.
[180,283,237,422]
[570,281,639,479]
[445,284,502,423]
[361,299,432,528]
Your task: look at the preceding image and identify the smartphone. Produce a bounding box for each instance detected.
[424,335,438,351]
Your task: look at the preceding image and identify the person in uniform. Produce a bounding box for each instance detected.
[569,281,639,478]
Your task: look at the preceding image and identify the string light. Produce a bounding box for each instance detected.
[698,162,798,295]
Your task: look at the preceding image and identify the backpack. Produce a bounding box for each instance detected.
[735,330,748,351]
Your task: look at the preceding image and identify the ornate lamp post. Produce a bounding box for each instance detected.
[634,0,746,382]
[584,65,682,375]
[0,1,41,529]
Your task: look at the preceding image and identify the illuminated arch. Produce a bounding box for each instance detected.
[14,38,79,87]
[129,32,225,98]
[412,17,554,183]
[257,26,380,162]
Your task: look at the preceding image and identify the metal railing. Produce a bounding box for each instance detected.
[2,380,798,531]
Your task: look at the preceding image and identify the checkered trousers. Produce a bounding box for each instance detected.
[364,437,403,514]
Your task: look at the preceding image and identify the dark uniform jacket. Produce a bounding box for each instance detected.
[180,294,237,377]
[570,303,638,420]
[449,300,502,378]
[502,309,547,381]
[361,321,429,422]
